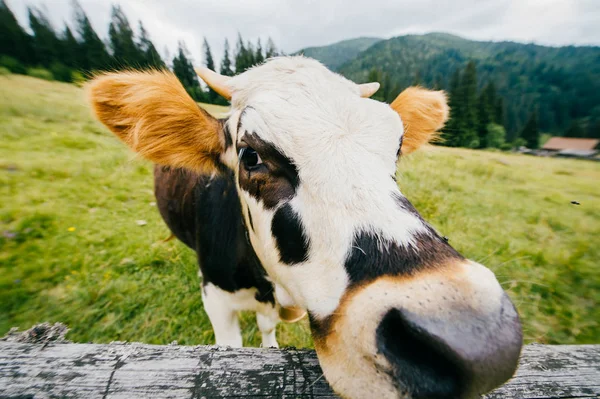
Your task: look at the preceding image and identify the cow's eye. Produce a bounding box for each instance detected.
[239,147,263,170]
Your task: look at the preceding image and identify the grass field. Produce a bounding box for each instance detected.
[1,74,598,346]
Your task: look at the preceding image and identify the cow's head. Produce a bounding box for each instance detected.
[88,57,522,399]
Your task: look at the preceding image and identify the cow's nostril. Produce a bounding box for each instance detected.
[376,294,522,399]
[376,308,464,399]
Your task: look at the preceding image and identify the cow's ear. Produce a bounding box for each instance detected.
[390,87,449,155]
[88,70,225,173]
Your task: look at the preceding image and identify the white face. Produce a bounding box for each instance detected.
[226,62,417,316]
[217,58,522,399]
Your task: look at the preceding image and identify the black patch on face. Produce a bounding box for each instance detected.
[238,132,300,209]
[343,193,463,285]
[377,308,464,398]
[271,203,309,265]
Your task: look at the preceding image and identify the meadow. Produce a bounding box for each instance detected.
[1,74,598,346]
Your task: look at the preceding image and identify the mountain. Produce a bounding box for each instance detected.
[297,37,381,70]
[334,33,600,138]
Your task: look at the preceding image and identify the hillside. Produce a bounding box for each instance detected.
[297,37,381,70]
[1,74,599,346]
[336,33,600,138]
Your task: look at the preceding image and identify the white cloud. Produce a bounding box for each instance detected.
[10,0,600,69]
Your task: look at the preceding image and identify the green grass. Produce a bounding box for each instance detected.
[1,74,598,346]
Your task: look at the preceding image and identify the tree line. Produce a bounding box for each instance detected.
[0,0,280,105]
[339,33,600,144]
[368,61,548,150]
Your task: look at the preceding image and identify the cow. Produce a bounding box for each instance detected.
[88,56,522,399]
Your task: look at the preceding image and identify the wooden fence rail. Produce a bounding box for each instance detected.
[1,341,599,398]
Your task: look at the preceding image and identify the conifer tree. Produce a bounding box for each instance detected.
[172,41,205,102]
[202,37,218,103]
[460,61,479,147]
[520,111,539,148]
[476,90,491,148]
[0,0,33,64]
[28,6,60,66]
[443,68,463,147]
[234,33,248,74]
[220,38,233,76]
[265,37,277,58]
[72,0,110,71]
[494,97,504,129]
[61,25,79,68]
[246,40,256,68]
[255,38,264,64]
[137,21,163,69]
[108,5,142,68]
[202,38,215,71]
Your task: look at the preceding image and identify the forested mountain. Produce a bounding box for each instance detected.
[335,33,600,140]
[298,37,381,69]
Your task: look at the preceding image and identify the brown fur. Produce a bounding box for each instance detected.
[87,70,224,173]
[390,87,450,154]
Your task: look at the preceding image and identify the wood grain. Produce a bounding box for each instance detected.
[0,342,598,398]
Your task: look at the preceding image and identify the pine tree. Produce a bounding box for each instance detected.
[520,111,539,149]
[202,37,215,71]
[60,25,79,68]
[202,37,217,103]
[0,0,33,65]
[172,41,205,102]
[265,37,277,58]
[255,38,264,64]
[476,82,499,148]
[234,33,247,74]
[220,38,233,76]
[476,90,491,148]
[443,68,463,147]
[28,6,61,66]
[460,61,479,147]
[72,0,110,71]
[246,40,256,68]
[108,5,142,69]
[495,97,505,131]
[137,21,164,69]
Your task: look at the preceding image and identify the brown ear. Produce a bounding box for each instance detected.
[390,87,449,154]
[88,70,224,173]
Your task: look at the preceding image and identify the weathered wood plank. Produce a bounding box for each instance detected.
[0,342,598,398]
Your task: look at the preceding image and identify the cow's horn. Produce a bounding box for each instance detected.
[359,82,380,98]
[194,67,232,100]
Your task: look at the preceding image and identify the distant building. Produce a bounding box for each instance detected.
[541,137,600,158]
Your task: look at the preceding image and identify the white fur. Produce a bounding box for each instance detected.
[227,57,429,318]
[201,283,279,348]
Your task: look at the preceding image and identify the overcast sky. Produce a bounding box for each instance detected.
[11,0,600,69]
